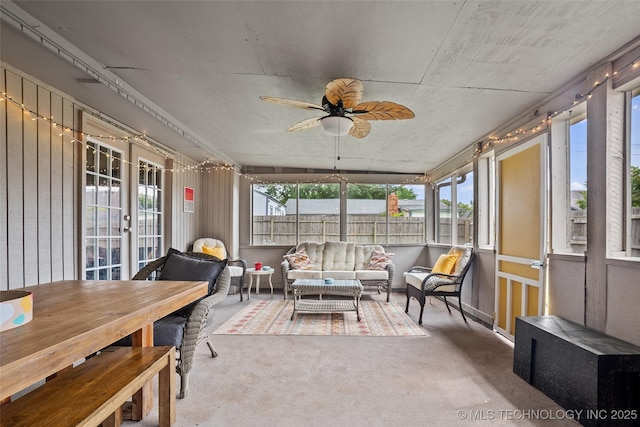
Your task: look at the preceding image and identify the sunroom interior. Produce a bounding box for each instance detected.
[1,1,640,418]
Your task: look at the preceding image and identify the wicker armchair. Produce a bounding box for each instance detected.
[192,238,247,300]
[405,246,474,325]
[131,251,231,398]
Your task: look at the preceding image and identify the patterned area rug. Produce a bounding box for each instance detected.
[212,300,426,336]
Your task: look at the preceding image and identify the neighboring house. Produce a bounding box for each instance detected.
[283,198,425,217]
[253,190,286,216]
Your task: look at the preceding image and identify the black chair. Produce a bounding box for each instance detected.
[117,251,230,398]
[405,246,474,325]
[192,238,247,300]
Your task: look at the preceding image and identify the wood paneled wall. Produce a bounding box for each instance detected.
[200,168,238,257]
[0,65,234,289]
[1,66,78,289]
[166,154,204,253]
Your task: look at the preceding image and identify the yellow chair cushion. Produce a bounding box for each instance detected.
[201,245,225,260]
[432,254,459,274]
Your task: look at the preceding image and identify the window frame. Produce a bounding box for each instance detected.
[477,150,495,249]
[433,164,474,245]
[250,180,427,246]
[550,103,588,255]
[622,87,640,258]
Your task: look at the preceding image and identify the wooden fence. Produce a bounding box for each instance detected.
[253,214,473,245]
[570,208,640,256]
[256,210,638,254]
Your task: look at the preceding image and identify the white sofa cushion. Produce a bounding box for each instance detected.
[193,238,227,258]
[287,269,323,280]
[449,246,472,275]
[322,241,355,270]
[406,272,456,292]
[322,270,356,280]
[227,265,244,278]
[355,269,388,281]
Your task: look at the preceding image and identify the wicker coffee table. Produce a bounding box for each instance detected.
[289,279,364,321]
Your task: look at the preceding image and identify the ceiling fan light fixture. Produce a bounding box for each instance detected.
[321,116,353,136]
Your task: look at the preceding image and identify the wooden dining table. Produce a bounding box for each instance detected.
[0,279,207,419]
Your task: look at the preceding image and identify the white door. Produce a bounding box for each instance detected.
[82,114,165,280]
[495,135,548,339]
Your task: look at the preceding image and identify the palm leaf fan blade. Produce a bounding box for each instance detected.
[352,101,415,120]
[287,117,322,132]
[259,96,324,111]
[325,78,363,109]
[349,117,371,138]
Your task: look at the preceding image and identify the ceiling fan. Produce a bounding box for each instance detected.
[260,78,414,138]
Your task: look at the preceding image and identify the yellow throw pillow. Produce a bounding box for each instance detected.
[201,245,225,260]
[432,254,458,274]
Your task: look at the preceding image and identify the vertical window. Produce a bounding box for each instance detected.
[137,160,163,273]
[629,89,640,257]
[569,116,588,252]
[346,184,425,244]
[85,141,122,280]
[251,182,426,245]
[347,183,387,244]
[435,170,474,245]
[478,152,495,248]
[252,183,340,245]
[390,184,425,244]
[457,171,474,245]
[252,183,295,245]
[436,177,453,244]
[551,105,587,255]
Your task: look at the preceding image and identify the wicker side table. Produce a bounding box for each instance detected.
[289,279,364,321]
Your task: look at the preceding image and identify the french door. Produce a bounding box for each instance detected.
[82,114,165,280]
[494,135,548,339]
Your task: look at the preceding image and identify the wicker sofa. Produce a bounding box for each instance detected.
[281,241,395,302]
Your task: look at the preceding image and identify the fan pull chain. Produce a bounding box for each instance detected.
[333,135,342,170]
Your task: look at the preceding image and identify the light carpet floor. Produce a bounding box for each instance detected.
[124,292,574,427]
[212,299,425,336]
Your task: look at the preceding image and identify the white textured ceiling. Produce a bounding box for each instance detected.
[2,1,640,174]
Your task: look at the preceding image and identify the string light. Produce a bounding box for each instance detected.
[4,52,639,186]
[2,89,433,185]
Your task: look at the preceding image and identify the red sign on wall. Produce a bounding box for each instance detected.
[184,186,194,213]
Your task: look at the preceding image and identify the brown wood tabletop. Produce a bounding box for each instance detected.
[0,279,207,401]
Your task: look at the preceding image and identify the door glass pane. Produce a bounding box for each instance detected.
[137,160,163,272]
[111,151,121,179]
[85,140,123,280]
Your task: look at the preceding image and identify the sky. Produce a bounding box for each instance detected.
[571,95,640,192]
[570,119,587,191]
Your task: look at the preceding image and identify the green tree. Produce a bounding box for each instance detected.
[263,183,418,204]
[577,190,587,210]
[457,202,474,217]
[347,184,417,200]
[440,199,473,217]
[299,183,339,199]
[262,184,296,204]
[574,167,640,210]
[632,165,640,207]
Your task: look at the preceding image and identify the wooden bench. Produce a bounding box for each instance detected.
[0,346,176,427]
